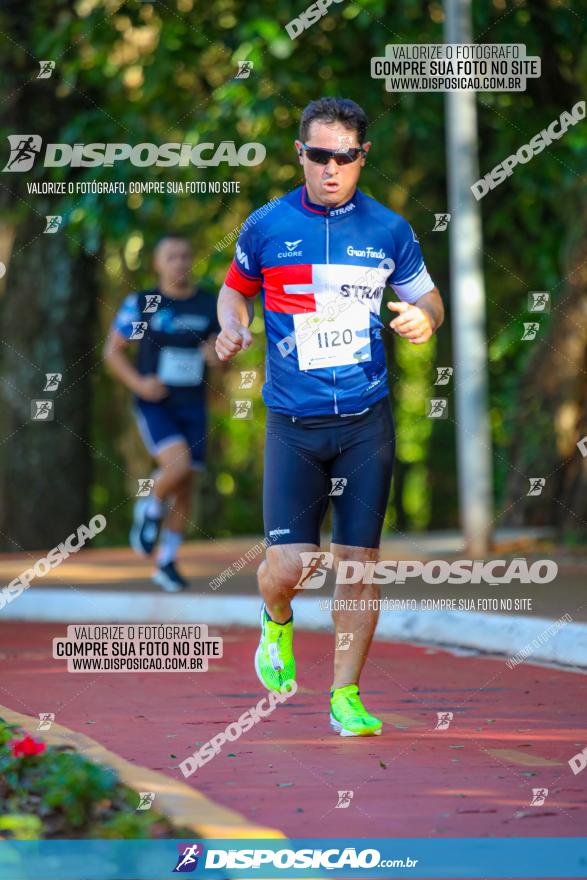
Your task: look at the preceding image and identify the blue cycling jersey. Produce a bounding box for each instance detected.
[225,185,435,417]
[112,287,219,404]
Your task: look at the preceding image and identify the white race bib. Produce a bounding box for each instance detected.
[157,346,204,386]
[294,299,371,371]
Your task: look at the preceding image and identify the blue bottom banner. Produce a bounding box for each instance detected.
[0,837,586,879]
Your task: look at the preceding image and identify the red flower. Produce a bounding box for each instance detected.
[9,734,46,758]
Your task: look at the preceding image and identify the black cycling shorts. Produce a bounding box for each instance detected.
[263,396,395,549]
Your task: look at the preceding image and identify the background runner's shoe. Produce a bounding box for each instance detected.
[131,487,175,533]
[130,511,162,556]
[152,561,189,592]
[254,605,296,693]
[132,494,150,530]
[330,684,382,737]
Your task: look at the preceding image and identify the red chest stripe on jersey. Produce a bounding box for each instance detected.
[263,264,316,314]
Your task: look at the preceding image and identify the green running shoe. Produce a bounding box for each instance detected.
[330,684,382,737]
[254,605,296,693]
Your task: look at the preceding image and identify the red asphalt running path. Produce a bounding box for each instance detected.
[0,622,586,841]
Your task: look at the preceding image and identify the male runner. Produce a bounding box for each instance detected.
[104,235,219,592]
[216,98,444,735]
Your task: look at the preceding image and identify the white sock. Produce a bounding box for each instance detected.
[156,529,183,567]
[145,495,165,519]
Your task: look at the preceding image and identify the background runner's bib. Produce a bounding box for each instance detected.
[294,298,371,371]
[157,346,204,386]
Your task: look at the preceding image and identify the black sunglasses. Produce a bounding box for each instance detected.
[301,143,365,165]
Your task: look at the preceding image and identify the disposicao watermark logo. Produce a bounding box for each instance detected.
[472,101,585,199]
[2,136,266,171]
[569,746,587,776]
[285,0,347,40]
[179,680,297,778]
[0,515,107,609]
[295,555,558,587]
[201,846,417,871]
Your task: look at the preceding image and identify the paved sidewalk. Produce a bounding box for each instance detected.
[1,530,586,621]
[1,622,585,845]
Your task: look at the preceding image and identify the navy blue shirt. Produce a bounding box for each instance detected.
[113,287,220,405]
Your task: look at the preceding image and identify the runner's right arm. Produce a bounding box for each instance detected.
[217,217,264,361]
[103,293,167,401]
[103,329,167,400]
[215,284,254,361]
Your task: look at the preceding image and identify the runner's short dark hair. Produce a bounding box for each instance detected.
[153,233,191,253]
[300,98,368,144]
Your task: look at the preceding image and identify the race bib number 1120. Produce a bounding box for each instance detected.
[294,300,371,370]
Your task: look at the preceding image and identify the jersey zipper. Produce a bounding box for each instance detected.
[325,207,338,415]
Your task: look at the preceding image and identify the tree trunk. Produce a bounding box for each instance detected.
[0,209,98,550]
[502,209,587,536]
[0,0,101,551]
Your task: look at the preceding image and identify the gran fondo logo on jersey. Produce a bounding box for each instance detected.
[2,135,266,171]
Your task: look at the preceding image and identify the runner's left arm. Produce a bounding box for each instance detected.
[389,287,444,344]
[386,218,444,344]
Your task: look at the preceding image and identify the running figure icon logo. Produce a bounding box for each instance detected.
[136,792,155,811]
[130,321,149,340]
[143,294,161,313]
[527,477,546,497]
[427,398,448,419]
[38,61,55,79]
[236,60,253,79]
[31,400,54,421]
[336,790,354,808]
[3,134,42,172]
[435,711,453,730]
[530,788,549,806]
[432,213,451,231]
[528,291,550,313]
[336,134,354,152]
[336,633,354,651]
[136,478,155,497]
[173,843,203,873]
[44,373,62,391]
[329,477,347,496]
[295,552,334,589]
[44,215,62,234]
[522,322,539,341]
[239,370,256,389]
[37,713,55,731]
[232,400,253,419]
[434,367,453,386]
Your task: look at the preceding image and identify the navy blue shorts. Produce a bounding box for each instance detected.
[134,398,207,469]
[263,396,395,549]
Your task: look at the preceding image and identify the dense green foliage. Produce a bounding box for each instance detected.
[1,0,585,543]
